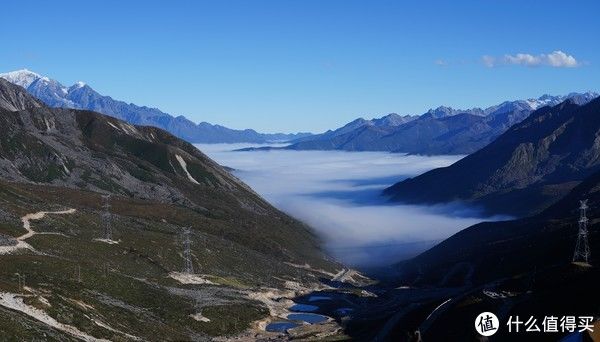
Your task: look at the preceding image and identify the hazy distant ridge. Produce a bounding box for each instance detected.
[284,92,598,155]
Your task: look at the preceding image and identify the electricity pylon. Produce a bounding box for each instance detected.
[76,265,82,283]
[15,273,25,293]
[101,194,112,240]
[573,200,591,265]
[182,227,194,274]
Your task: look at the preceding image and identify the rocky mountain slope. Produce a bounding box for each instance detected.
[0,69,311,144]
[283,92,598,155]
[385,97,600,216]
[0,79,43,111]
[356,168,600,341]
[0,79,344,340]
[343,141,600,341]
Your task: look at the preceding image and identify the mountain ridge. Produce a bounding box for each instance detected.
[0,69,312,144]
[282,92,598,155]
[384,97,600,216]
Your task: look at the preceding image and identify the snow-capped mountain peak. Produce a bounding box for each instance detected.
[525,94,559,110]
[0,69,80,108]
[68,81,88,92]
[523,92,599,110]
[0,69,43,89]
[1,70,90,94]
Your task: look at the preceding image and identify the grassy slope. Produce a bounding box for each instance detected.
[0,180,338,340]
[0,82,342,339]
[0,105,336,273]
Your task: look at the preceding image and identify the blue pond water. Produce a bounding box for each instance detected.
[290,304,319,312]
[288,313,328,324]
[265,322,300,333]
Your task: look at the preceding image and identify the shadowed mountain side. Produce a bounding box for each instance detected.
[336,168,600,341]
[389,165,600,288]
[385,97,600,217]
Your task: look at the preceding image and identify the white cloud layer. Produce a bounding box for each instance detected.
[482,50,580,68]
[197,144,508,268]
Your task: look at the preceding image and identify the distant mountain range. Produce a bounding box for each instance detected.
[0,69,311,143]
[384,97,600,217]
[280,92,598,155]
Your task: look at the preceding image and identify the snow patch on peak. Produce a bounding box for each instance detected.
[0,69,43,89]
[521,92,599,110]
[525,99,542,110]
[1,69,40,77]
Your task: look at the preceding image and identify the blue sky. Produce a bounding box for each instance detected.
[1,0,599,133]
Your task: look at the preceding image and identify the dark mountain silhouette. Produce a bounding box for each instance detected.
[345,150,600,341]
[375,171,600,341]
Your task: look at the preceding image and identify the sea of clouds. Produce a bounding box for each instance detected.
[196,144,507,268]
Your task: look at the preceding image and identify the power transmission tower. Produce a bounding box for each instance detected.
[15,273,24,293]
[101,194,112,240]
[182,227,194,274]
[573,200,592,265]
[102,262,110,278]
